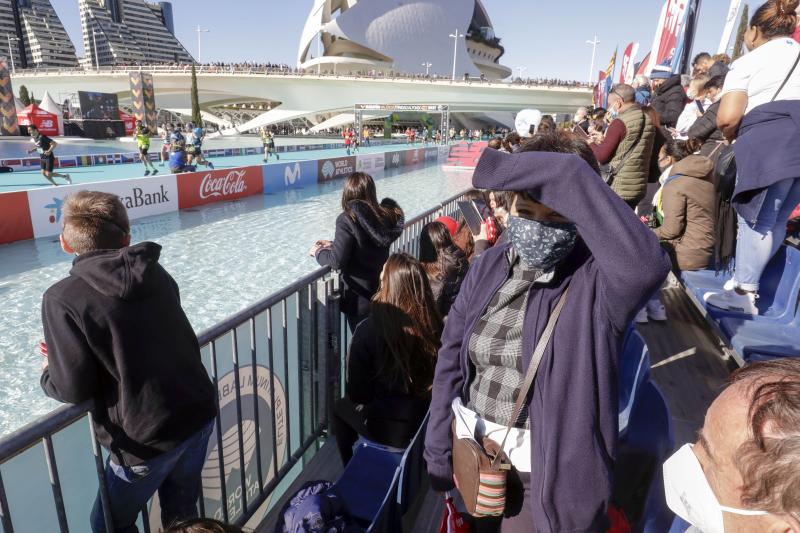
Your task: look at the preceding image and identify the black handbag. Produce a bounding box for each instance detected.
[713,50,800,202]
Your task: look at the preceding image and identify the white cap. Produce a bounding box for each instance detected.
[515,109,542,138]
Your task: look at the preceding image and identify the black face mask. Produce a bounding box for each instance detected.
[505,215,577,271]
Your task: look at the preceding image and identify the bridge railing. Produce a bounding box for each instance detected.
[0,189,468,533]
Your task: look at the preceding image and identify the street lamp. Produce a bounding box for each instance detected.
[195,25,209,64]
[586,35,600,83]
[515,66,527,81]
[449,30,463,81]
[6,34,19,74]
[422,62,432,76]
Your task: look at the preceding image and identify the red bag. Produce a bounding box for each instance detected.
[439,494,470,533]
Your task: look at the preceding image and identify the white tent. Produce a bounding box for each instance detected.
[38,91,64,136]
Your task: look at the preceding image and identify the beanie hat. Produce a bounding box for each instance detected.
[650,65,673,80]
[515,109,543,138]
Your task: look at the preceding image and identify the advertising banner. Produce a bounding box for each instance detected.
[403,148,423,167]
[0,59,19,136]
[16,105,59,136]
[718,0,742,54]
[317,156,356,182]
[26,174,179,239]
[262,160,316,193]
[129,72,157,131]
[386,150,404,169]
[0,192,34,244]
[619,42,640,84]
[119,110,136,135]
[178,166,263,209]
[355,153,385,173]
[646,0,690,74]
[424,147,439,163]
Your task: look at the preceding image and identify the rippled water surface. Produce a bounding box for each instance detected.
[0,165,471,436]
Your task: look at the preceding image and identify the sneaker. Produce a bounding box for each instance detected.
[722,278,736,291]
[706,290,759,315]
[646,300,667,321]
[634,307,649,324]
[208,162,215,169]
[151,169,158,175]
[64,174,72,185]
[144,170,151,176]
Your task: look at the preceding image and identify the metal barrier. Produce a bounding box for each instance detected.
[0,189,468,533]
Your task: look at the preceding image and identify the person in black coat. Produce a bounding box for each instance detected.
[687,75,726,157]
[419,220,469,317]
[650,69,687,128]
[331,253,442,463]
[310,172,404,330]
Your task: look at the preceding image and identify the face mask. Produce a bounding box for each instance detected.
[609,107,619,120]
[687,90,696,100]
[663,444,768,533]
[505,215,577,271]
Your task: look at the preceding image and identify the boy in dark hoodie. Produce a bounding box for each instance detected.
[39,191,217,533]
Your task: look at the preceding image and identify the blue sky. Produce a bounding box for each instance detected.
[49,0,734,81]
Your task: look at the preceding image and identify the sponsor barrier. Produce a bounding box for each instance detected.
[0,145,451,245]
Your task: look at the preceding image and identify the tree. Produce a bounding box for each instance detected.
[29,91,37,106]
[190,63,202,127]
[18,85,30,106]
[733,4,750,61]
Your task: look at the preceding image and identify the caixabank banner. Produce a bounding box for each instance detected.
[26,174,179,239]
[317,156,356,182]
[262,160,316,194]
[355,153,386,173]
[0,192,34,244]
[178,166,263,209]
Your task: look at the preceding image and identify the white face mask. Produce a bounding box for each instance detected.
[663,444,768,533]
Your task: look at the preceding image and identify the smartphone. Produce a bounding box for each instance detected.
[572,124,589,139]
[458,201,484,236]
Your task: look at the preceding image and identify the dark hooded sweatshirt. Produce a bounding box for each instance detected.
[651,74,687,128]
[315,198,404,325]
[424,149,670,532]
[40,242,217,466]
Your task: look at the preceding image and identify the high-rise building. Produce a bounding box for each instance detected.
[0,0,79,70]
[79,0,194,67]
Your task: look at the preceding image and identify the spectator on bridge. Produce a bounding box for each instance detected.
[311,172,404,330]
[332,253,442,464]
[590,84,656,209]
[420,221,469,317]
[707,0,800,315]
[40,191,217,533]
[651,66,688,128]
[663,358,800,532]
[633,75,652,106]
[425,131,670,532]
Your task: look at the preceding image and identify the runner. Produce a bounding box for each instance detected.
[267,130,280,161]
[362,126,371,147]
[343,128,352,155]
[26,125,71,186]
[260,127,270,162]
[159,123,171,167]
[188,123,214,169]
[409,128,417,145]
[134,121,158,176]
[168,139,196,174]
[351,129,360,154]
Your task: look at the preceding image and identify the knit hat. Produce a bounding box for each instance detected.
[515,109,543,138]
[650,65,673,80]
[435,216,458,237]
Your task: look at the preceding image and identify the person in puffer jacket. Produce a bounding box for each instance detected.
[310,172,404,330]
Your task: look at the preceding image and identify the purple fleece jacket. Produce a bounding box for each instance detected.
[423,149,671,532]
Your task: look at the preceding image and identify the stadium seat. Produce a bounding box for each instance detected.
[719,312,800,361]
[366,468,402,533]
[397,411,430,515]
[618,328,651,438]
[334,441,403,527]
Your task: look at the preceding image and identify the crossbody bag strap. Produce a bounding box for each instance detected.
[772,49,800,103]
[610,111,646,174]
[491,286,571,467]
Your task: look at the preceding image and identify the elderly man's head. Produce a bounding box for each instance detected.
[607,84,636,118]
[665,359,800,533]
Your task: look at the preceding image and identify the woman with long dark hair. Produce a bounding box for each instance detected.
[419,221,469,317]
[332,253,443,463]
[310,172,404,329]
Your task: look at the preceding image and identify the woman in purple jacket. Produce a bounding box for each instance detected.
[423,132,670,532]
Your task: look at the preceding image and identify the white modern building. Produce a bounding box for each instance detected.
[0,0,78,69]
[79,0,193,66]
[297,0,512,80]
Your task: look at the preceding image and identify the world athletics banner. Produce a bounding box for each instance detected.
[128,72,158,131]
[0,58,20,136]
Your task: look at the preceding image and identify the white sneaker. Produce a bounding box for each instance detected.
[634,307,649,324]
[706,290,759,315]
[646,301,667,321]
[723,278,736,291]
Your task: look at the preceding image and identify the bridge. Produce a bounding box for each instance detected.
[11,66,592,134]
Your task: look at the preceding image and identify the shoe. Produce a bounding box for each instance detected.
[723,278,736,291]
[151,170,158,175]
[646,300,667,321]
[144,170,151,176]
[634,307,649,324]
[263,158,268,162]
[706,290,759,315]
[208,162,215,169]
[64,174,72,185]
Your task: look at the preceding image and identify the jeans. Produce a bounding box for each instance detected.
[734,178,800,292]
[90,421,214,533]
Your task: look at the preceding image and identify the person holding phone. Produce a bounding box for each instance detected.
[310,173,404,330]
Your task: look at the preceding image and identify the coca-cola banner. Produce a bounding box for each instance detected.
[317,156,356,182]
[178,166,263,209]
[26,174,179,239]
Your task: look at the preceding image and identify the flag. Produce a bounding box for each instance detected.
[635,51,651,77]
[593,70,607,107]
[646,0,691,74]
[717,0,742,54]
[674,0,702,74]
[603,48,617,107]
[619,42,640,84]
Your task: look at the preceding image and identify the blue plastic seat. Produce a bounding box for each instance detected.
[720,313,800,361]
[335,441,403,526]
[366,468,402,533]
[397,411,430,515]
[618,329,651,438]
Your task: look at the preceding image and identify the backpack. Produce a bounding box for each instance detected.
[274,481,359,533]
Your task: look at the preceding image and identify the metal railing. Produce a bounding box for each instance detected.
[0,189,468,533]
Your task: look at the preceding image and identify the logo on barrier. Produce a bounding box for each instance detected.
[285,162,302,186]
[317,156,355,182]
[200,169,248,200]
[178,166,263,208]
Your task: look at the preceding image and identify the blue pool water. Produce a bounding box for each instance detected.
[0,164,471,436]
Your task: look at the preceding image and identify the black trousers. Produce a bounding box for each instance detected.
[331,397,371,464]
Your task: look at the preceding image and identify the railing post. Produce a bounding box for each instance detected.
[325,273,342,430]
